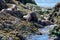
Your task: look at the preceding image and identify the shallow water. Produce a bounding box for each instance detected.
[26,25,57,40]
[38,25,56,34]
[27,34,48,40]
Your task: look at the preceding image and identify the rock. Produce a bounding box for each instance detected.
[48,3,60,23]
[10,30,18,35]
[7,4,17,11]
[54,3,60,12]
[2,22,15,30]
[5,0,14,3]
[54,36,60,40]
[38,20,53,26]
[38,25,56,34]
[0,0,7,10]
[10,11,23,18]
[1,4,17,12]
[16,0,36,4]
[49,36,58,40]
[16,34,26,40]
[25,3,40,11]
[34,23,44,28]
[0,36,2,40]
[8,37,13,40]
[1,5,23,19]
[48,17,55,23]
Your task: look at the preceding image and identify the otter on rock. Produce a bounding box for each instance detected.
[23,12,38,22]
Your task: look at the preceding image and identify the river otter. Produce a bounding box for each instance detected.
[23,12,38,22]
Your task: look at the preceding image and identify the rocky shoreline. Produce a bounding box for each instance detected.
[0,0,59,40]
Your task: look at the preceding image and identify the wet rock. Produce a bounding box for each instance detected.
[34,23,44,28]
[54,36,60,40]
[38,20,53,26]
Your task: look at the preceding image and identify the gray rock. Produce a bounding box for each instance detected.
[0,0,7,10]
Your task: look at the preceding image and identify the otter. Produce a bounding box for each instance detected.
[23,12,38,22]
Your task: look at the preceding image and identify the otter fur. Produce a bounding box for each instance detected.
[23,12,38,22]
